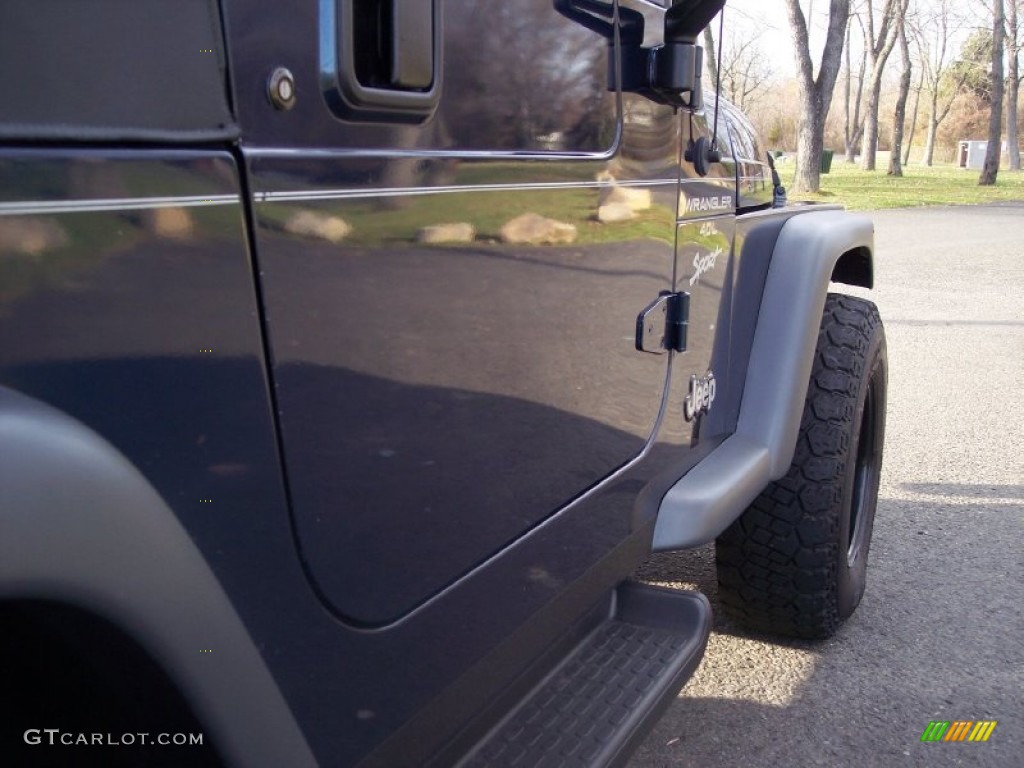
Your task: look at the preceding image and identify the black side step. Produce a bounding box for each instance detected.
[457,582,711,768]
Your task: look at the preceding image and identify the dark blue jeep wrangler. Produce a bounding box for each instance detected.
[0,1,885,766]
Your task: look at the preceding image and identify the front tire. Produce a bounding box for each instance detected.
[716,294,887,639]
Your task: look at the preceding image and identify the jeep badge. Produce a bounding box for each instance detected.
[684,371,716,421]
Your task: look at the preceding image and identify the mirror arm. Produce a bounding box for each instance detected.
[665,0,727,44]
[552,0,645,45]
[555,0,722,109]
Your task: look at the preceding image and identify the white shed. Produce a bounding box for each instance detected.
[958,140,1013,170]
[958,140,988,170]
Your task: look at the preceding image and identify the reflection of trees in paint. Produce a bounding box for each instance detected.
[440,0,613,151]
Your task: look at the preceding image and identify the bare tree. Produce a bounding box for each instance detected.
[785,0,852,193]
[843,10,868,162]
[920,0,971,166]
[980,0,1005,184]
[860,0,910,171]
[903,37,927,164]
[1008,0,1021,170]
[721,30,775,110]
[704,26,719,86]
[889,16,913,175]
[703,21,774,113]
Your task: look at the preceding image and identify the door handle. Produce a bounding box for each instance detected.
[390,3,435,89]
[323,0,442,123]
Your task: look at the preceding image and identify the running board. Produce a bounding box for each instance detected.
[456,582,711,768]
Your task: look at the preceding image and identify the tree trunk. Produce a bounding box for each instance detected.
[860,0,907,171]
[703,26,719,87]
[980,0,1005,185]
[795,96,827,192]
[889,23,912,176]
[924,96,939,166]
[861,82,883,171]
[844,19,853,160]
[844,41,867,161]
[786,0,851,193]
[843,17,867,163]
[1008,0,1020,170]
[845,118,865,163]
[904,65,924,165]
[980,0,1006,184]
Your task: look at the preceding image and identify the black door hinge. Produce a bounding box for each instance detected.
[635,291,690,354]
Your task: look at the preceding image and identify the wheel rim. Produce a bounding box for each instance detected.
[847,370,881,566]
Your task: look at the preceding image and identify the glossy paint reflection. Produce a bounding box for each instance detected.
[254,164,678,623]
[437,1,615,152]
[239,0,688,626]
[0,151,297,611]
[0,153,247,364]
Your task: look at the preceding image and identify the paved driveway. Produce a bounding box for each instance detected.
[631,203,1024,767]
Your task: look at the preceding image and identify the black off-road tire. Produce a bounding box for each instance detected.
[716,293,887,640]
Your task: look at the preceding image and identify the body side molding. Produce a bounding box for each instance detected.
[653,209,874,551]
[0,387,316,768]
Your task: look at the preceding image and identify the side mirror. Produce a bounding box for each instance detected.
[651,41,704,110]
[554,0,724,110]
[649,0,725,109]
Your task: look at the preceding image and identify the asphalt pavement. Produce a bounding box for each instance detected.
[631,203,1024,768]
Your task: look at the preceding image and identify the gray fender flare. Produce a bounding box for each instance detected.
[0,387,316,768]
[652,209,874,551]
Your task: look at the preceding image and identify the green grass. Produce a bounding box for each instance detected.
[261,187,678,247]
[794,162,1024,210]
[262,162,1024,248]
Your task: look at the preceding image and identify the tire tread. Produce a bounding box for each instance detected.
[715,294,882,639]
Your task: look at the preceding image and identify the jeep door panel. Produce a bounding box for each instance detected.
[235,0,681,626]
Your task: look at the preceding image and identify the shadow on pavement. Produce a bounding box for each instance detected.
[630,493,1023,767]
